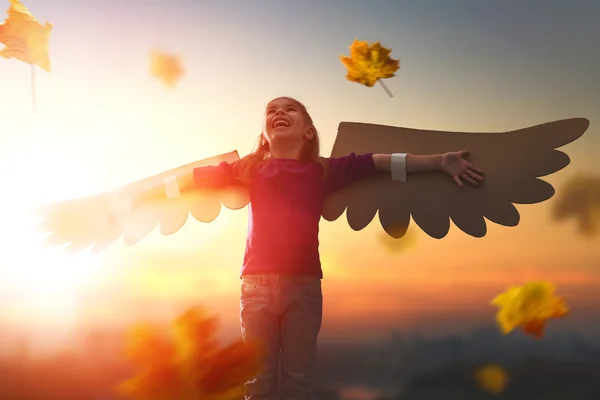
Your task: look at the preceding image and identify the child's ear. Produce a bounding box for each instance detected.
[304,126,316,140]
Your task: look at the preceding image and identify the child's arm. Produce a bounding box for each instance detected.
[327,151,481,194]
[373,153,442,176]
[132,161,240,204]
[373,152,483,186]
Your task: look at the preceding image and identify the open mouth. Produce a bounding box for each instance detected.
[272,117,290,129]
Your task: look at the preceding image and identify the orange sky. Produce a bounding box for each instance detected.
[0,0,599,351]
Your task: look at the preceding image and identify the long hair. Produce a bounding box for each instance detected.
[233,97,328,185]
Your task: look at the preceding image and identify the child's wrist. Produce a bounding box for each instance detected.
[435,154,444,171]
[391,153,407,182]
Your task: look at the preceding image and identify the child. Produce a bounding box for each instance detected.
[144,97,484,400]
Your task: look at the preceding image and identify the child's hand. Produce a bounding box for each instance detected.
[441,150,484,187]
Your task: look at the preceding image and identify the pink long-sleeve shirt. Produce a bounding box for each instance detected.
[193,153,377,278]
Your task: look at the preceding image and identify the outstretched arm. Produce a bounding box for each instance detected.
[35,150,248,253]
[373,151,484,186]
[373,153,442,174]
[132,161,240,205]
[324,118,588,239]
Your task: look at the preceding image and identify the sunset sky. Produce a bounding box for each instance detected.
[0,0,599,352]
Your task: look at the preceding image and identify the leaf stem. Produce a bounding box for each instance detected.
[378,78,393,98]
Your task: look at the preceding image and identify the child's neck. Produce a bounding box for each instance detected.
[269,143,303,160]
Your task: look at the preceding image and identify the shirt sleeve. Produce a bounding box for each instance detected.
[193,161,240,188]
[325,153,378,194]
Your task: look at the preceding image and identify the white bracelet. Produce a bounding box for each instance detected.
[391,153,407,182]
[164,175,181,199]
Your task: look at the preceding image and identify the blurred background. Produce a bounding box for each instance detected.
[0,0,599,398]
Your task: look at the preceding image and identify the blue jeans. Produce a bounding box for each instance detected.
[239,273,323,400]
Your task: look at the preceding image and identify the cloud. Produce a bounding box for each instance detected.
[551,173,600,237]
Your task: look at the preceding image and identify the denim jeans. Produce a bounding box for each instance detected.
[239,273,323,400]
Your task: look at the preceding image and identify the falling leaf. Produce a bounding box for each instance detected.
[340,38,399,95]
[118,306,262,400]
[491,281,569,339]
[377,226,418,254]
[0,0,52,71]
[171,306,220,361]
[150,49,184,89]
[551,173,600,237]
[474,364,509,395]
[118,324,182,400]
[123,324,177,368]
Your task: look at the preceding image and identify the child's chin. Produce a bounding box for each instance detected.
[272,129,301,139]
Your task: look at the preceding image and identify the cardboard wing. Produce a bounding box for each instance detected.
[36,117,590,254]
[322,118,590,239]
[36,150,248,253]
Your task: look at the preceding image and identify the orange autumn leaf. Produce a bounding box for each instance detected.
[491,281,569,339]
[0,0,52,71]
[171,306,220,362]
[150,49,184,89]
[118,324,182,400]
[172,307,263,400]
[340,39,400,88]
[123,324,177,368]
[118,370,182,400]
[522,318,548,339]
[474,364,509,394]
[118,306,262,400]
[196,340,264,399]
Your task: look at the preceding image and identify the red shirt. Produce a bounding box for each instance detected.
[193,153,377,278]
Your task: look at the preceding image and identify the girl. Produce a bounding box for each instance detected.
[143,97,484,400]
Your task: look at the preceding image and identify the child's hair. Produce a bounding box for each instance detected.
[234,97,328,185]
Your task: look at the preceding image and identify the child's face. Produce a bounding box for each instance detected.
[263,98,314,145]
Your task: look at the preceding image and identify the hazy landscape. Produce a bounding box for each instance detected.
[1,0,599,399]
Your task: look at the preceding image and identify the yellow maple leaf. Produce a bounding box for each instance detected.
[340,39,400,96]
[491,281,569,339]
[150,49,184,89]
[118,306,262,400]
[0,0,52,71]
[474,364,509,394]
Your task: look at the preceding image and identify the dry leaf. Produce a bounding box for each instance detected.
[118,324,182,400]
[491,281,569,339]
[0,0,52,71]
[340,39,400,88]
[551,173,600,237]
[150,49,184,89]
[474,364,509,394]
[118,306,262,400]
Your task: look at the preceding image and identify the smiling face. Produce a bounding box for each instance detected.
[263,97,315,145]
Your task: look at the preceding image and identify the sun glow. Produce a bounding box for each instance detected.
[0,111,243,328]
[0,201,103,329]
[0,114,107,327]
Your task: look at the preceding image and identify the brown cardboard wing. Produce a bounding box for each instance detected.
[35,150,248,253]
[322,118,590,239]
